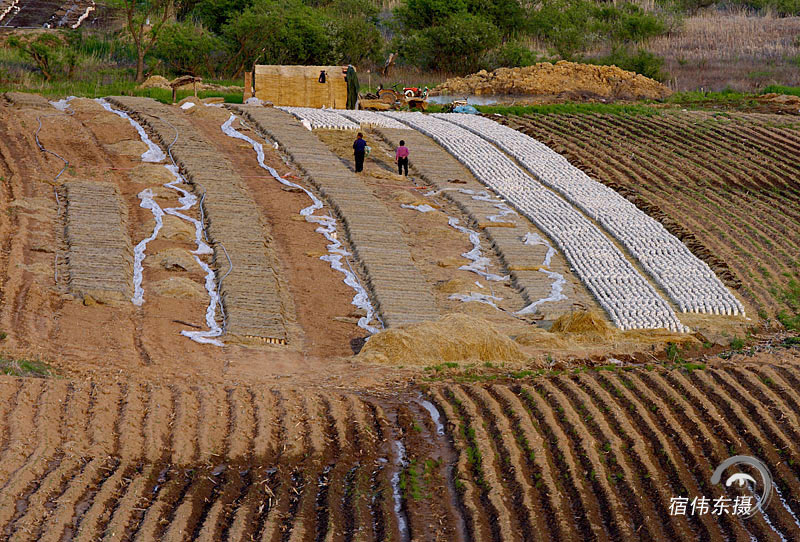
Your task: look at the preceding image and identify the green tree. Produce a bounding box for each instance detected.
[426,13,500,73]
[154,21,225,76]
[222,0,333,77]
[122,0,172,82]
[394,0,467,31]
[7,34,64,81]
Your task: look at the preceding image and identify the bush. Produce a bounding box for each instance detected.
[7,34,77,81]
[489,41,541,68]
[591,46,667,81]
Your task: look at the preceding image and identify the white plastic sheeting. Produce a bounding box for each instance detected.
[400,203,436,213]
[517,232,568,315]
[97,99,166,163]
[50,96,76,112]
[337,109,412,130]
[0,0,20,24]
[220,114,381,334]
[97,99,223,346]
[387,111,688,332]
[438,113,744,317]
[447,217,508,283]
[449,292,503,308]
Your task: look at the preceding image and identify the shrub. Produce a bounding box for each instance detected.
[591,46,667,81]
[7,34,69,81]
[489,41,541,68]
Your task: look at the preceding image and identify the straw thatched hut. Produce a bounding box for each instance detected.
[253,65,349,108]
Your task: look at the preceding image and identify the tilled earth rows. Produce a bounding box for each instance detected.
[500,112,800,324]
[3,362,800,541]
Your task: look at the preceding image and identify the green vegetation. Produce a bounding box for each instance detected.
[762,85,800,97]
[2,0,680,95]
[475,103,661,116]
[0,355,56,378]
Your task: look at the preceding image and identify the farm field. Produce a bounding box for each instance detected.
[499,111,800,333]
[0,92,799,540]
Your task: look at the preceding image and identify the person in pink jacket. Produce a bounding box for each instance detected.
[395,140,409,176]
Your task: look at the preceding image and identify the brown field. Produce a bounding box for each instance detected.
[1,92,799,540]
[500,111,800,332]
[1,355,800,540]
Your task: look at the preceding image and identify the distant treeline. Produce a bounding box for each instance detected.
[4,0,799,88]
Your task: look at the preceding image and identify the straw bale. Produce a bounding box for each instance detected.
[357,314,526,365]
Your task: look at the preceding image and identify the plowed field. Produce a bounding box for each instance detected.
[499,112,800,332]
[1,94,799,540]
[2,356,800,541]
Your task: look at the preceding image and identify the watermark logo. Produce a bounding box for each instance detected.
[669,455,772,519]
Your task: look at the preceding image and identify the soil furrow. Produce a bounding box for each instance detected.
[488,385,577,542]
[443,386,509,542]
[73,461,137,542]
[555,375,665,541]
[229,386,257,461]
[574,373,690,541]
[171,385,200,466]
[427,388,480,542]
[465,385,546,541]
[600,371,735,541]
[534,378,631,541]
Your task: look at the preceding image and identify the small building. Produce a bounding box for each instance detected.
[252,65,349,108]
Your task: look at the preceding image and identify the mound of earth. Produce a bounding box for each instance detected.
[136,75,243,93]
[433,60,672,101]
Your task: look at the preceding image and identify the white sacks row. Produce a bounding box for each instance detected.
[436,113,744,318]
[337,109,411,130]
[385,111,689,332]
[277,107,359,130]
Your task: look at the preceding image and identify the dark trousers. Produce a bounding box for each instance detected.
[398,157,409,176]
[354,150,365,172]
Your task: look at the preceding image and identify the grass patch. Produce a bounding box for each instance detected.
[474,102,660,116]
[0,82,243,104]
[0,356,56,378]
[762,85,800,97]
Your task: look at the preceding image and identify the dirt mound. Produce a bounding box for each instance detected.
[551,310,614,337]
[136,75,243,93]
[433,61,671,101]
[357,313,527,366]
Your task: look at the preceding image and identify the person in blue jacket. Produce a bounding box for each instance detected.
[353,132,367,172]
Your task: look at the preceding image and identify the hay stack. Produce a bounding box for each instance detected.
[357,313,526,365]
[432,61,671,101]
[550,310,614,337]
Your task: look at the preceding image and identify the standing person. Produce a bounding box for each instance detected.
[353,132,367,173]
[396,140,409,176]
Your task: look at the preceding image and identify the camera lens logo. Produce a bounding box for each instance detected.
[710,455,772,519]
